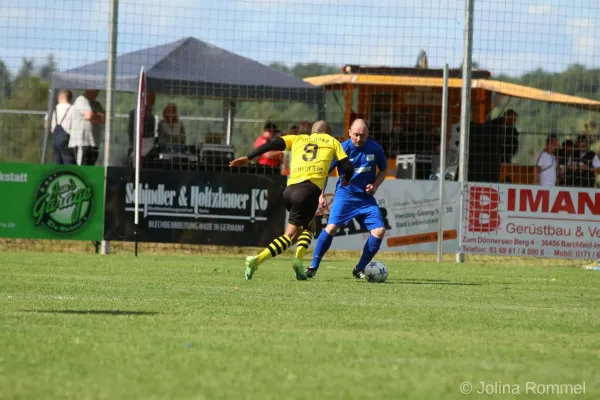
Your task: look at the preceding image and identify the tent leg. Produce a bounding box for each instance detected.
[41,88,56,164]
[225,100,236,145]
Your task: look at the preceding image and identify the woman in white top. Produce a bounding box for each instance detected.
[157,103,186,148]
[47,89,75,164]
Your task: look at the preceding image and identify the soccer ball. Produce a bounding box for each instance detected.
[364,261,388,283]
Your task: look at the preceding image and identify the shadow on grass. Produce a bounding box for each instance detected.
[23,310,159,316]
[342,277,483,286]
[396,278,515,286]
[396,281,481,286]
[344,277,515,287]
[382,278,482,286]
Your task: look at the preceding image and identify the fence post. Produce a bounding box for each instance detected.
[100,0,119,255]
[40,88,56,164]
[456,0,475,263]
[437,64,449,263]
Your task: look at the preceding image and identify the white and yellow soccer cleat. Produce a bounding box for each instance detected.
[582,259,600,270]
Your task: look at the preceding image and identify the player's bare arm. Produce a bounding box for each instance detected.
[319,177,328,210]
[229,137,287,167]
[366,170,387,195]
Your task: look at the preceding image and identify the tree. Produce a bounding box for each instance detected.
[1,54,600,165]
[0,60,11,100]
[456,59,480,69]
[39,55,57,80]
[0,75,49,163]
[268,62,291,75]
[415,50,428,69]
[14,58,34,87]
[271,63,338,79]
[581,116,598,135]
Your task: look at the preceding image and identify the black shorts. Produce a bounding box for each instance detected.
[282,180,321,229]
[77,146,99,166]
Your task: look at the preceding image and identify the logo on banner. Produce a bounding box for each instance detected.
[506,187,600,215]
[467,186,501,232]
[467,185,600,233]
[32,171,93,233]
[124,182,268,221]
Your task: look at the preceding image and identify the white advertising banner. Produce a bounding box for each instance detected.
[314,179,461,253]
[463,183,600,259]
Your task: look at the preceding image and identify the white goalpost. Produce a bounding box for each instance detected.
[437,64,449,263]
[134,66,146,256]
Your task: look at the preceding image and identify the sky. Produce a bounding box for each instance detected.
[0,0,599,79]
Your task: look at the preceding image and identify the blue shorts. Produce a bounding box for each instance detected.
[327,194,384,231]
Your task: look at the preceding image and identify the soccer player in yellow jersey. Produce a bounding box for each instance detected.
[229,121,354,280]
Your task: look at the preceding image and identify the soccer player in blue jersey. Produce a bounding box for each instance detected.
[306,119,388,279]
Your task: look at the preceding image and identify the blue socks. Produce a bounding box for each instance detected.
[310,231,334,269]
[356,235,383,270]
[311,231,383,270]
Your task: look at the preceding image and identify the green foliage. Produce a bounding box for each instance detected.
[493,65,600,135]
[0,60,11,100]
[1,54,599,165]
[492,65,600,165]
[269,62,339,79]
[0,74,49,163]
[39,55,57,81]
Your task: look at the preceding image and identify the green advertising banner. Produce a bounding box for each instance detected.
[0,163,105,241]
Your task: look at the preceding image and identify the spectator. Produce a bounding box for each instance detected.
[47,89,75,165]
[281,123,304,176]
[467,121,498,183]
[158,103,186,147]
[70,89,105,166]
[127,91,156,158]
[467,109,520,183]
[498,109,520,164]
[556,139,574,185]
[298,121,312,134]
[254,121,282,168]
[567,135,600,187]
[535,134,559,186]
[557,139,575,167]
[389,122,405,157]
[89,94,105,163]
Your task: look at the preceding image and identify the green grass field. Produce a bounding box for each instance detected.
[1,252,599,399]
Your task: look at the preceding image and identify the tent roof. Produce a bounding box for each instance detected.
[51,37,324,103]
[304,73,600,111]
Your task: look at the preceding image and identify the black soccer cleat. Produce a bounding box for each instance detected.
[352,268,366,279]
[305,267,318,279]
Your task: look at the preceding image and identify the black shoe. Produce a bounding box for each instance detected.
[305,267,318,279]
[352,268,366,279]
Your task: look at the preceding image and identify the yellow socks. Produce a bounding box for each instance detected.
[295,231,314,260]
[256,235,292,265]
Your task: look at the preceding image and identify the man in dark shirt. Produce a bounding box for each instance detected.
[566,135,600,187]
[467,109,520,183]
[556,139,574,185]
[498,109,520,164]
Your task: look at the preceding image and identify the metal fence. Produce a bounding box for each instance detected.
[1,0,599,267]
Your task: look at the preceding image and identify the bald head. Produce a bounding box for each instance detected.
[350,118,368,134]
[349,118,369,147]
[311,120,332,135]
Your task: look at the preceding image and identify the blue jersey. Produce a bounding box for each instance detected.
[330,138,387,196]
